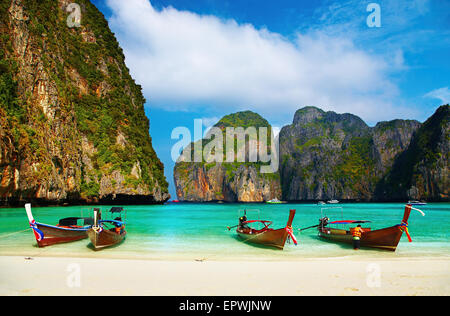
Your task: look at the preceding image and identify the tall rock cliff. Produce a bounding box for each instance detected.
[279,107,421,201]
[0,0,169,205]
[174,111,281,202]
[376,105,449,201]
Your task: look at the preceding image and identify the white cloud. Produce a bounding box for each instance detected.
[106,0,411,123]
[424,87,450,104]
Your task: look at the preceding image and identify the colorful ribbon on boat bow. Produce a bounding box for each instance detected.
[93,226,103,233]
[286,226,298,245]
[397,221,412,242]
[29,220,44,242]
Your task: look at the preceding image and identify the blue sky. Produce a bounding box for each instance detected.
[90,0,449,199]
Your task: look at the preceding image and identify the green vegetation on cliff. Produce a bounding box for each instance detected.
[215,110,271,129]
[0,0,168,205]
[279,106,422,201]
[174,111,281,202]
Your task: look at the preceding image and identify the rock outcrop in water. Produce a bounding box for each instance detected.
[174,111,281,202]
[174,106,448,203]
[279,106,422,201]
[0,0,169,206]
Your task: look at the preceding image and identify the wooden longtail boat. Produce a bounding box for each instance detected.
[25,203,93,247]
[408,200,427,206]
[88,207,127,250]
[234,209,297,250]
[317,205,425,251]
[266,198,287,204]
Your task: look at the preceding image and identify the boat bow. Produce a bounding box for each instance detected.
[397,204,426,242]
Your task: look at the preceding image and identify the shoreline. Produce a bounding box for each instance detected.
[0,198,168,208]
[1,255,449,296]
[2,201,449,209]
[1,249,450,261]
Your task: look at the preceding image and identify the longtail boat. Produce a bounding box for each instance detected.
[408,200,427,206]
[266,198,287,204]
[229,209,297,250]
[88,207,127,250]
[315,205,425,251]
[25,203,93,247]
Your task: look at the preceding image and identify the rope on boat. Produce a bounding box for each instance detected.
[0,228,31,239]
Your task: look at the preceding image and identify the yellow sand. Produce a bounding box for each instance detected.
[0,256,448,295]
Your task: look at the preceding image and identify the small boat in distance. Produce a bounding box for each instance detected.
[313,205,425,251]
[327,199,339,204]
[317,201,326,205]
[408,200,427,206]
[266,198,286,204]
[25,203,93,247]
[228,209,297,250]
[87,207,127,250]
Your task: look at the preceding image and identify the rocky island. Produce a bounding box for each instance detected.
[0,0,169,206]
[278,106,422,201]
[175,105,448,202]
[174,111,281,202]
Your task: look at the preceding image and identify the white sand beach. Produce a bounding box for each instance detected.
[0,255,448,296]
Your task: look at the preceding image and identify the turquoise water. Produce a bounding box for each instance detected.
[0,203,449,260]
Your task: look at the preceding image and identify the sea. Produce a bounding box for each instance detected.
[0,203,449,260]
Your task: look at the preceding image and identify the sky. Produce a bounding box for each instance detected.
[90,0,449,199]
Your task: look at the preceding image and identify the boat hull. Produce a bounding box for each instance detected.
[35,223,89,247]
[236,209,296,250]
[318,205,413,252]
[319,226,403,251]
[237,228,290,249]
[88,228,126,250]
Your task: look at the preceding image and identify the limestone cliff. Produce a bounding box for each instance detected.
[0,0,169,206]
[174,111,281,202]
[279,107,421,201]
[376,105,449,201]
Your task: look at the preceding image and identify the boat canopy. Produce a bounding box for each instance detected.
[329,220,371,225]
[110,207,124,213]
[243,220,273,228]
[58,217,94,226]
[99,219,124,226]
